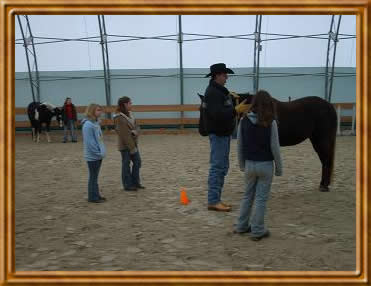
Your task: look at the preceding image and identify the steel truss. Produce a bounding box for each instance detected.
[16,15,355,103]
[15,32,355,45]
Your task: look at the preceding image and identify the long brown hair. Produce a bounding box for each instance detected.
[249,90,276,127]
[117,96,131,116]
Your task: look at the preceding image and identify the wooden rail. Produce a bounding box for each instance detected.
[15,118,199,128]
[15,104,200,115]
[15,103,356,133]
[15,104,200,129]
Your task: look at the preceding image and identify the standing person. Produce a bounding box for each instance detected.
[61,97,78,143]
[114,96,145,191]
[81,104,106,203]
[204,63,250,212]
[234,90,282,241]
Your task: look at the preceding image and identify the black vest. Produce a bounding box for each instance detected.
[241,117,274,161]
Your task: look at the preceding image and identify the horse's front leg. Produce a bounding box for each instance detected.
[32,127,36,142]
[46,131,51,143]
[36,124,41,143]
[46,123,51,143]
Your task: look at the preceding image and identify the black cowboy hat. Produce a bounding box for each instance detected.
[205,63,235,77]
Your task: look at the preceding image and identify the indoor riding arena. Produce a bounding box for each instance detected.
[15,15,357,271]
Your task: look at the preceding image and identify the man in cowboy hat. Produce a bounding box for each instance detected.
[204,63,250,212]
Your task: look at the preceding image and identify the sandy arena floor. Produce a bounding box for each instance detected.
[15,131,356,271]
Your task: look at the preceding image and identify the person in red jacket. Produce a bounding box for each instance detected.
[61,97,78,143]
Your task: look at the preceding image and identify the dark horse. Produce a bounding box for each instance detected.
[198,93,337,192]
[27,102,63,143]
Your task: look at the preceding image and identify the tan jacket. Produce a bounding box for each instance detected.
[114,113,139,153]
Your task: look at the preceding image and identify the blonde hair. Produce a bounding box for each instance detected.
[85,104,102,121]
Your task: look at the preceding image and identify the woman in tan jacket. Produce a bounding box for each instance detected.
[114,96,145,191]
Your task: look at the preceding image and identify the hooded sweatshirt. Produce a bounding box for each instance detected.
[237,112,282,175]
[81,118,106,161]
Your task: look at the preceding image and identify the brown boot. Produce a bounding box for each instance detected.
[207,202,231,212]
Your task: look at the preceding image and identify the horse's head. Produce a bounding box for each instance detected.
[236,92,254,104]
[197,92,255,106]
[53,107,63,128]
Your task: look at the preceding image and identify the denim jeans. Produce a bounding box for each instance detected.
[64,119,77,142]
[207,134,231,205]
[87,160,102,201]
[120,149,141,189]
[236,160,273,237]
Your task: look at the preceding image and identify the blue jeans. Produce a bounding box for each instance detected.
[87,160,102,201]
[64,120,77,142]
[207,134,231,205]
[120,149,141,189]
[236,160,273,237]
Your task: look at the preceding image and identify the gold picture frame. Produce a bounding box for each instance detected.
[1,0,368,284]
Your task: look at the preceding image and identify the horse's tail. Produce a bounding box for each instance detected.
[197,93,209,136]
[329,105,338,184]
[329,132,336,184]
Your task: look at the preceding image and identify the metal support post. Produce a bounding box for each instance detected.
[253,15,263,94]
[17,15,41,102]
[98,15,112,119]
[178,15,184,129]
[324,15,342,102]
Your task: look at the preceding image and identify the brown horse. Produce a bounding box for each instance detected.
[198,93,337,192]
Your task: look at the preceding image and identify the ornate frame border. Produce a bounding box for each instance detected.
[0,0,368,285]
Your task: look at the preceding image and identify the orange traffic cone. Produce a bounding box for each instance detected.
[180,188,190,205]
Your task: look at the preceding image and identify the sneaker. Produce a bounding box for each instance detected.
[88,199,105,203]
[124,187,138,191]
[136,185,146,189]
[250,230,270,241]
[233,225,251,234]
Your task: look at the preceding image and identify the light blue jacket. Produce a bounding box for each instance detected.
[82,118,106,161]
[237,112,282,176]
